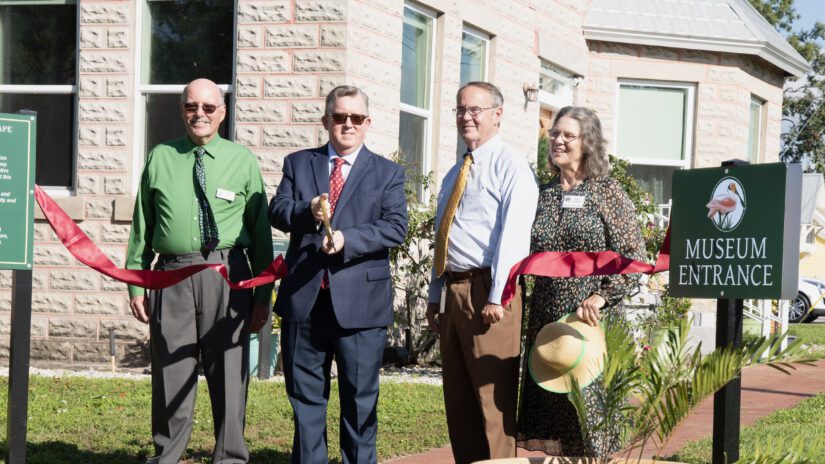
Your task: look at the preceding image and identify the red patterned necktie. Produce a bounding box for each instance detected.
[328,157,346,217]
[322,157,347,289]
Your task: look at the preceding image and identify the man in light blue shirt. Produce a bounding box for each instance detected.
[426,81,539,463]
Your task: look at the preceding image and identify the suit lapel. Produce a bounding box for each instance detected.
[332,148,374,226]
[310,145,329,196]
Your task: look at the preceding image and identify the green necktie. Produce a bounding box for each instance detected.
[194,146,219,251]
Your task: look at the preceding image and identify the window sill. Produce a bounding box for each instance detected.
[33,195,135,222]
[35,196,84,221]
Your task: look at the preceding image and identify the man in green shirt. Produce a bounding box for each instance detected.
[125,78,273,464]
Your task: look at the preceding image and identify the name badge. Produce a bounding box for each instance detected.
[561,194,586,209]
[216,188,236,202]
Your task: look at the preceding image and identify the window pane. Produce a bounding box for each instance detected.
[539,60,575,102]
[460,32,485,86]
[748,99,762,162]
[627,164,680,205]
[0,93,74,187]
[0,3,77,85]
[400,7,433,109]
[145,93,231,151]
[143,0,233,85]
[617,85,687,161]
[399,110,426,170]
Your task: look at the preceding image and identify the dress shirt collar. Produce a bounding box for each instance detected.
[466,133,502,162]
[327,143,363,165]
[184,134,223,159]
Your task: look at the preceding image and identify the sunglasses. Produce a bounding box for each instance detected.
[183,103,224,114]
[326,113,368,125]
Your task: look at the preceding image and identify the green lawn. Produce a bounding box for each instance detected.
[0,376,449,464]
[789,323,825,357]
[667,392,825,463]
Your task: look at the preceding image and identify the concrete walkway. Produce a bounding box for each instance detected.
[383,359,825,463]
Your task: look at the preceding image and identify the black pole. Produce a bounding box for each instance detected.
[712,297,743,464]
[7,270,32,464]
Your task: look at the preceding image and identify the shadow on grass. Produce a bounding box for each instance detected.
[0,441,293,464]
[0,440,146,464]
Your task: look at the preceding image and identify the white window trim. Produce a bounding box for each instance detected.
[537,62,578,111]
[461,25,489,84]
[613,79,696,170]
[749,95,765,164]
[131,0,238,196]
[0,85,76,93]
[401,1,437,199]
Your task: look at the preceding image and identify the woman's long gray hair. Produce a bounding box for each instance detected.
[548,106,609,178]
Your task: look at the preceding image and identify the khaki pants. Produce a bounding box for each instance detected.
[439,269,522,464]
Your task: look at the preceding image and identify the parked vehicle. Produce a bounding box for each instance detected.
[789,277,825,323]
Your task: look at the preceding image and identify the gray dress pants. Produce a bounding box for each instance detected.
[146,248,253,464]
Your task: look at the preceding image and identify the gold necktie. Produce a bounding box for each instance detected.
[434,152,473,277]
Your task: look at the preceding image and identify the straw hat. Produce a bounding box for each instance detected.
[528,312,607,393]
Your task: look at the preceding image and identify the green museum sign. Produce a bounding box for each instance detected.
[0,113,36,270]
[670,163,802,299]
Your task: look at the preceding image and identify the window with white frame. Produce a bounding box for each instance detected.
[137,0,234,170]
[455,25,490,157]
[538,60,577,109]
[460,27,488,86]
[616,80,695,205]
[0,0,77,190]
[748,96,764,163]
[398,3,436,200]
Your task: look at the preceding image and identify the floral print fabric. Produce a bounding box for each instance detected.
[517,176,646,457]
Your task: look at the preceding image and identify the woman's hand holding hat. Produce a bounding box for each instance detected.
[528,312,607,393]
[576,293,606,327]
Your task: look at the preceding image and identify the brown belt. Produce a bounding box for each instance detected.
[443,267,490,283]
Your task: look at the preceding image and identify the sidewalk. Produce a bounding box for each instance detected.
[384,359,825,463]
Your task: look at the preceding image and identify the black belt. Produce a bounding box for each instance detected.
[158,246,242,261]
[443,267,490,283]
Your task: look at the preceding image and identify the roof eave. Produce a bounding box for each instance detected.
[582,27,812,78]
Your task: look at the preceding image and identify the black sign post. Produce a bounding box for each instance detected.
[7,270,32,463]
[1,110,37,464]
[713,297,744,464]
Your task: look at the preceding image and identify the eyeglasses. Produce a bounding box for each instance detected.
[327,113,369,125]
[452,106,498,117]
[183,103,224,115]
[548,129,580,143]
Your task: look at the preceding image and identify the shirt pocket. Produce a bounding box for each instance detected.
[459,187,493,223]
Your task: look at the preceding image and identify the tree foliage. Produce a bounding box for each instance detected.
[748,0,825,172]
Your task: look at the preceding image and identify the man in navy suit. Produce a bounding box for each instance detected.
[269,85,408,464]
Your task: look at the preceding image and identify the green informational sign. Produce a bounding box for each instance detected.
[0,113,36,270]
[670,163,801,299]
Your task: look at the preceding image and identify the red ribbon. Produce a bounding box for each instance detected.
[500,226,671,307]
[34,185,287,290]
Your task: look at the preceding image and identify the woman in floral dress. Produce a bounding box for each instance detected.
[517,106,646,457]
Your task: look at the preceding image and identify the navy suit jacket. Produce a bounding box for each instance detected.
[269,145,408,329]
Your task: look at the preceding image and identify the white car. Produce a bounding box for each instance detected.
[789,277,825,323]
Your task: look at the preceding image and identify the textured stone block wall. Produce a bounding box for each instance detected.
[236,0,347,203]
